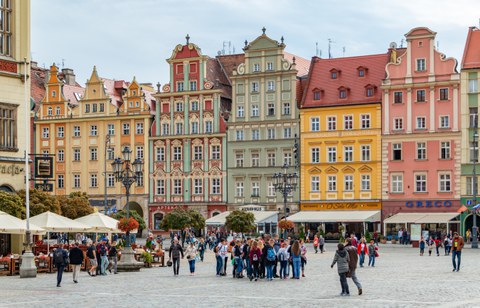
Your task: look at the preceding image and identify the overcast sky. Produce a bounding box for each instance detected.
[32,0,480,86]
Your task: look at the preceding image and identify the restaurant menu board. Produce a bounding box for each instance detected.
[410,224,421,241]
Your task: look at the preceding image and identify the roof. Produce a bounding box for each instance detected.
[63,84,85,106]
[462,26,480,69]
[284,52,310,77]
[301,53,389,108]
[206,57,232,99]
[101,78,125,107]
[384,212,459,224]
[30,63,48,110]
[288,210,381,223]
[205,211,278,225]
[217,54,245,83]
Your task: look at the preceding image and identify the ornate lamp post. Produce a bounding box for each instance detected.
[472,131,478,249]
[273,164,298,238]
[111,146,144,271]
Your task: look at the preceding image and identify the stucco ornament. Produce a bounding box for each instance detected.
[237,63,245,75]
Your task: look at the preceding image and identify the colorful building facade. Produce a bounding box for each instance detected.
[149,38,231,233]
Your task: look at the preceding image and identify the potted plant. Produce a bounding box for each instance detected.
[142,251,153,267]
[379,235,387,244]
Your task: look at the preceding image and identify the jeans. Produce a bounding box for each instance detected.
[452,250,461,270]
[108,256,117,274]
[172,257,180,275]
[252,261,259,278]
[56,264,64,285]
[292,257,301,278]
[223,257,228,274]
[368,255,375,267]
[280,260,287,278]
[101,256,109,275]
[199,249,205,261]
[188,259,195,273]
[339,272,350,294]
[235,257,243,275]
[266,264,274,279]
[350,269,362,289]
[359,253,365,267]
[216,255,223,275]
[244,258,251,277]
[72,264,81,281]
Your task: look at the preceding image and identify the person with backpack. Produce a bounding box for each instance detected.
[272,234,281,278]
[291,240,301,279]
[419,236,426,256]
[249,240,262,281]
[264,239,276,281]
[53,245,69,287]
[68,242,84,284]
[168,238,184,276]
[277,242,289,279]
[299,239,307,277]
[313,235,319,254]
[86,241,97,276]
[331,243,351,296]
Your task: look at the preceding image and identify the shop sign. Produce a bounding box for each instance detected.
[0,164,22,176]
[239,205,265,211]
[301,202,381,211]
[34,183,53,192]
[405,201,452,208]
[34,156,53,179]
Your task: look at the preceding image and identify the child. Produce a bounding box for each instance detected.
[367,239,377,267]
[313,235,319,254]
[419,236,425,256]
[427,236,435,256]
[331,243,350,296]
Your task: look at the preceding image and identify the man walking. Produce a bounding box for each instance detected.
[169,238,184,276]
[452,232,464,272]
[86,241,97,276]
[108,241,118,274]
[53,245,69,287]
[345,238,363,295]
[69,242,84,283]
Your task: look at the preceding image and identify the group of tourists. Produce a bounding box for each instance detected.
[418,231,464,272]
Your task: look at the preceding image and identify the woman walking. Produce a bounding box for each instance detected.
[313,235,319,254]
[198,238,205,262]
[185,242,197,275]
[331,243,350,296]
[249,240,262,281]
[277,242,289,279]
[299,239,307,277]
[357,237,368,267]
[319,235,325,253]
[291,240,301,279]
[265,239,276,281]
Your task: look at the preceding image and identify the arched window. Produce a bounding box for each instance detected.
[154,213,164,230]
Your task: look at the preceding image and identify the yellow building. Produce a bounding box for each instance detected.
[35,65,154,231]
[295,54,387,236]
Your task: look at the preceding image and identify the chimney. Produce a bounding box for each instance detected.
[62,68,76,85]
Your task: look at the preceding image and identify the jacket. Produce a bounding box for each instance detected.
[185,246,197,260]
[345,245,358,271]
[452,236,465,252]
[68,247,84,265]
[53,248,68,266]
[331,250,350,274]
[367,244,376,256]
[357,242,368,255]
[249,247,262,263]
[169,243,184,259]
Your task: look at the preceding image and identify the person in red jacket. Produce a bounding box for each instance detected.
[249,240,262,281]
[357,237,369,267]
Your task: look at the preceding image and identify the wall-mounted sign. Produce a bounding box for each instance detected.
[34,183,53,192]
[405,201,452,208]
[239,205,265,212]
[0,164,22,176]
[301,202,381,211]
[34,157,53,179]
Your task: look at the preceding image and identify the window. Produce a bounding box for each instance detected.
[191,122,199,134]
[266,62,273,71]
[189,81,197,91]
[205,121,213,133]
[107,124,115,136]
[366,87,374,97]
[211,145,220,160]
[194,179,203,194]
[328,175,337,191]
[327,116,336,131]
[252,129,260,140]
[344,175,353,191]
[212,178,221,194]
[0,0,12,56]
[136,122,144,134]
[394,118,403,130]
[361,174,371,191]
[331,72,337,79]
[107,149,115,160]
[122,123,129,135]
[57,149,64,162]
[391,174,403,193]
[57,175,64,189]
[42,127,49,138]
[251,82,259,92]
[283,127,291,138]
[469,79,478,93]
[267,81,275,91]
[47,107,53,116]
[339,89,347,99]
[416,142,426,160]
[253,63,260,72]
[440,116,449,128]
[267,128,275,139]
[156,179,165,195]
[283,151,292,166]
[191,101,199,111]
[439,173,451,192]
[471,143,478,162]
[162,123,170,136]
[440,141,450,159]
[267,103,275,116]
[344,146,353,162]
[416,90,426,102]
[193,146,202,160]
[156,147,165,161]
[85,104,90,113]
[361,145,371,161]
[136,146,144,159]
[90,148,98,161]
[173,179,182,195]
[415,174,427,192]
[136,174,144,187]
[235,181,244,197]
[252,181,260,197]
[92,104,97,112]
[175,123,183,135]
[57,126,64,138]
[416,117,426,129]
[344,115,353,130]
[313,91,321,100]
[311,176,320,192]
[73,149,80,161]
[251,105,259,117]
[73,126,80,137]
[89,125,97,136]
[267,151,276,167]
[251,152,259,167]
[73,175,81,188]
[311,117,320,131]
[235,153,244,167]
[361,114,370,129]
[236,130,244,141]
[467,177,477,195]
[311,148,320,163]
[392,143,402,160]
[100,103,104,112]
[177,82,184,92]
[439,88,449,100]
[416,59,426,71]
[394,92,403,104]
[327,147,336,163]
[237,105,244,117]
[55,106,61,115]
[283,102,290,115]
[175,102,183,112]
[173,146,182,161]
[90,174,98,188]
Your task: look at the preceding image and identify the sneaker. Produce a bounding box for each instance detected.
[254,278,258,281]
[57,284,61,287]
[87,272,92,276]
[452,268,456,272]
[74,280,78,283]
[302,274,305,277]
[358,288,362,295]
[109,269,112,273]
[340,292,345,296]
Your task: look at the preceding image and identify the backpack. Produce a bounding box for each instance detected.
[252,251,258,261]
[54,249,64,265]
[267,247,276,262]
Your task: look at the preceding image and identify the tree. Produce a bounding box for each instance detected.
[113,210,146,231]
[225,210,255,233]
[187,209,205,231]
[0,191,25,218]
[160,208,192,231]
[58,192,94,219]
[18,189,61,216]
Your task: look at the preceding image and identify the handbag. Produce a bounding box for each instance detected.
[167,260,173,267]
[346,270,352,278]
[375,251,379,257]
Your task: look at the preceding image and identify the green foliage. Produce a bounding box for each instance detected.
[18,189,61,216]
[58,192,94,219]
[317,226,325,237]
[113,210,146,231]
[160,208,192,231]
[225,210,255,233]
[0,191,25,218]
[187,209,206,231]
[141,251,153,264]
[365,230,371,243]
[298,224,305,240]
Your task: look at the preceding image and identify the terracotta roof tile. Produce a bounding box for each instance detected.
[284,52,310,77]
[217,54,245,83]
[462,27,480,69]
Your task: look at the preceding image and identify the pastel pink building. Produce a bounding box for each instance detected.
[381,27,462,229]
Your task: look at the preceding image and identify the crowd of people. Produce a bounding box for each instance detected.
[418,231,464,272]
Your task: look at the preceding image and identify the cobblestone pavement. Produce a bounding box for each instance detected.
[0,243,479,308]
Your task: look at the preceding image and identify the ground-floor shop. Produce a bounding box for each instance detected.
[205,210,278,235]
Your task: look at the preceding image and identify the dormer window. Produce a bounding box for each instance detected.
[357,66,368,77]
[338,86,349,99]
[366,88,374,97]
[365,84,375,97]
[133,90,136,96]
[331,72,337,79]
[312,88,324,101]
[330,68,340,79]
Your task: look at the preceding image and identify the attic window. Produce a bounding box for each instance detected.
[331,72,337,79]
[133,90,136,96]
[358,69,365,77]
[366,87,374,97]
[52,90,56,98]
[339,90,347,99]
[330,69,340,79]
[314,91,321,100]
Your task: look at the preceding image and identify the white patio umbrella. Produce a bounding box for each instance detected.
[75,212,123,233]
[0,211,45,235]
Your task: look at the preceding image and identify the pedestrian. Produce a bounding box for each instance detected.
[265,239,276,281]
[53,245,69,287]
[214,239,222,276]
[445,236,452,256]
[373,231,378,246]
[99,240,109,276]
[357,237,368,267]
[86,241,97,276]
[249,240,262,281]
[419,236,426,256]
[198,238,205,262]
[185,242,197,276]
[466,229,471,244]
[452,232,464,272]
[95,241,103,275]
[168,238,184,276]
[108,241,118,274]
[219,238,229,276]
[272,234,280,278]
[258,239,266,279]
[299,239,307,277]
[427,236,435,256]
[313,235,319,254]
[232,239,244,278]
[398,229,403,245]
[331,243,350,297]
[319,235,325,253]
[277,242,289,279]
[367,239,377,267]
[243,238,252,279]
[291,240,301,279]
[69,242,84,284]
[434,237,442,256]
[345,238,363,295]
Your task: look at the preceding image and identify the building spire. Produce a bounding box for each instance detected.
[262,27,266,35]
[186,34,190,44]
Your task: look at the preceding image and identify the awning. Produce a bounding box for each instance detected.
[75,212,123,233]
[206,211,278,226]
[0,211,45,235]
[29,211,91,232]
[288,210,381,223]
[384,212,460,224]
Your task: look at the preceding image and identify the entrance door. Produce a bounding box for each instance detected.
[464,214,480,239]
[0,234,10,255]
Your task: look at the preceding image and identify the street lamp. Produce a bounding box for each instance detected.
[473,131,478,249]
[273,163,298,238]
[111,146,143,271]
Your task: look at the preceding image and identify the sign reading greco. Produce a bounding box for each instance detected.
[301,201,381,211]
